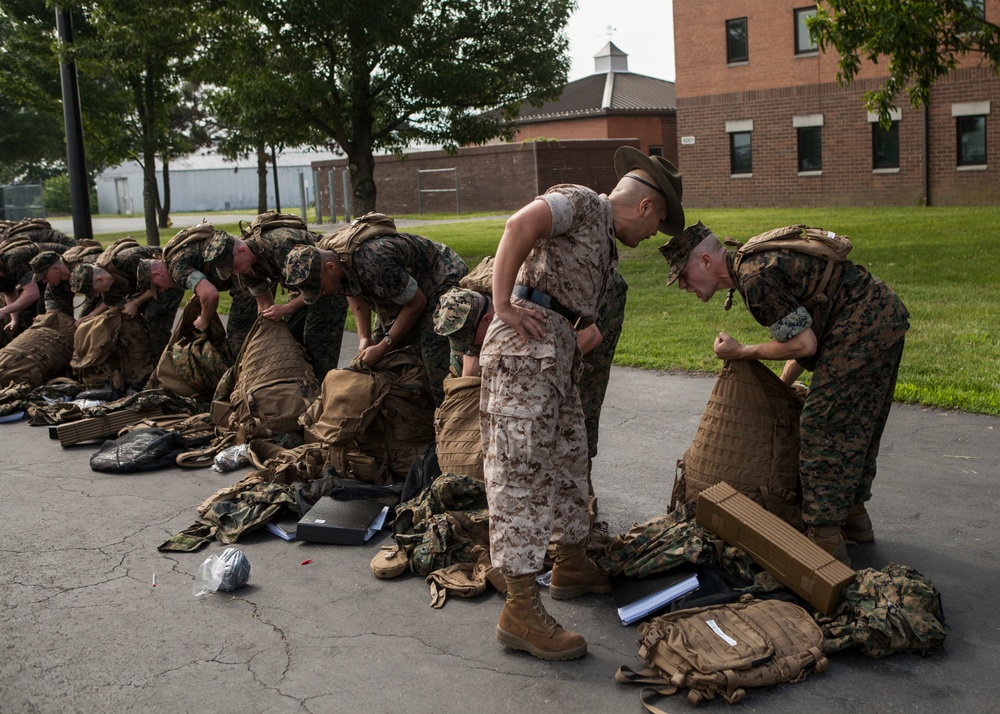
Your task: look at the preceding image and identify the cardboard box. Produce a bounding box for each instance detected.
[696,482,855,615]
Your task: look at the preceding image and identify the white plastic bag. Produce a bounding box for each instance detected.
[211,443,250,473]
[193,547,251,596]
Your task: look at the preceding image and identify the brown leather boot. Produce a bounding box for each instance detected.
[496,575,587,660]
[842,503,875,543]
[549,542,612,600]
[807,525,851,567]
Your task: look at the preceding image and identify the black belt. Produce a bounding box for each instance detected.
[512,284,585,329]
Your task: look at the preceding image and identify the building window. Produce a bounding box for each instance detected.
[730,132,752,174]
[872,121,900,169]
[960,0,985,32]
[727,18,748,63]
[794,7,818,54]
[957,116,987,166]
[649,146,663,157]
[797,126,822,171]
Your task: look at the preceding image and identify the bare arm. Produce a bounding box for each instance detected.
[358,288,427,367]
[349,296,373,349]
[492,199,551,343]
[0,281,40,318]
[713,328,818,362]
[193,279,220,332]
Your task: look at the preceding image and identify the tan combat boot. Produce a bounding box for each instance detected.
[842,503,875,543]
[549,542,612,600]
[806,525,851,567]
[496,574,587,660]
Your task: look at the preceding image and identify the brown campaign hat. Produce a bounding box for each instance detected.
[658,221,720,285]
[614,146,685,236]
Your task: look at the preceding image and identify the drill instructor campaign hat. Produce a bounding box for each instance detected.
[614,146,685,237]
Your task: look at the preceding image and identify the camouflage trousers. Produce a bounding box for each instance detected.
[144,287,184,364]
[581,269,628,465]
[800,336,906,527]
[480,346,590,578]
[285,293,348,381]
[225,282,259,356]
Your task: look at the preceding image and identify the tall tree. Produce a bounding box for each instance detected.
[210,0,574,216]
[810,0,1000,123]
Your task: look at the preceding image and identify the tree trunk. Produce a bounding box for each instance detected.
[350,149,377,216]
[157,158,171,228]
[256,143,268,214]
[141,147,160,247]
[271,145,281,212]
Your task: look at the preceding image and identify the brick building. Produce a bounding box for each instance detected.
[673,0,1000,207]
[311,44,676,218]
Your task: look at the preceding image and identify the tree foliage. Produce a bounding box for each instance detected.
[209,0,574,215]
[810,0,1000,124]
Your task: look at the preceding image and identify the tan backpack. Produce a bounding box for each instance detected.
[671,359,804,529]
[299,349,436,485]
[0,311,76,388]
[71,308,155,390]
[146,296,231,400]
[616,596,828,709]
[95,236,141,269]
[317,213,397,267]
[434,376,484,480]
[458,256,494,294]
[7,218,52,239]
[240,211,309,243]
[162,223,216,265]
[223,314,320,442]
[729,225,853,309]
[61,240,104,267]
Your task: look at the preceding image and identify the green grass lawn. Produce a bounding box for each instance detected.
[94,206,1000,415]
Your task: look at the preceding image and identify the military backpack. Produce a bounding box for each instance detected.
[162,222,217,265]
[728,225,852,309]
[616,596,828,709]
[61,239,104,267]
[7,218,52,239]
[95,236,141,269]
[240,211,309,243]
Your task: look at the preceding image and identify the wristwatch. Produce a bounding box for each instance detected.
[383,333,393,347]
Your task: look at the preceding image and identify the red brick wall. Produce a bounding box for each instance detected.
[312,139,641,217]
[678,69,1000,208]
[514,115,677,163]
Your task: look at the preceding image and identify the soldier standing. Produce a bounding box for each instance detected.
[232,216,348,380]
[481,147,684,660]
[659,222,909,565]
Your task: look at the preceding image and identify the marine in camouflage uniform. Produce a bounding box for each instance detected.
[150,227,257,355]
[481,148,685,661]
[234,225,347,380]
[432,286,491,376]
[284,228,468,404]
[29,243,105,321]
[660,222,909,564]
[0,233,77,340]
[72,243,184,361]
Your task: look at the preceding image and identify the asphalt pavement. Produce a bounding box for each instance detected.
[0,329,997,713]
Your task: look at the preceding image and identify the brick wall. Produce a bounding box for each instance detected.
[678,69,1000,208]
[514,114,677,163]
[311,139,640,217]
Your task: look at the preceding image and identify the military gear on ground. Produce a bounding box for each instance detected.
[672,359,805,528]
[496,574,588,660]
[371,543,411,579]
[616,596,828,707]
[0,311,76,388]
[90,428,200,473]
[433,376,483,480]
[299,348,436,485]
[146,296,232,401]
[425,545,504,608]
[71,308,155,391]
[817,563,946,658]
[223,314,319,442]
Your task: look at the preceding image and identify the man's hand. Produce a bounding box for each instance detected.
[713,331,746,360]
[2,313,17,333]
[75,315,94,328]
[261,303,292,321]
[577,323,603,355]
[495,302,546,344]
[193,315,210,332]
[359,339,390,367]
[357,335,375,353]
[123,300,142,318]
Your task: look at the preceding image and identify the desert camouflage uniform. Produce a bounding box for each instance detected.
[480,184,617,578]
[728,249,909,528]
[163,230,257,355]
[345,233,468,403]
[240,225,347,379]
[100,244,183,361]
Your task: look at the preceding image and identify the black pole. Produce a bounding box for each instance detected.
[271,145,281,212]
[55,6,93,240]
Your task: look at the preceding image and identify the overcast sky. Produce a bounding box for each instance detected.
[565,0,676,81]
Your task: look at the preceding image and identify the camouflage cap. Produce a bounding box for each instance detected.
[658,221,720,285]
[283,244,322,305]
[433,287,486,337]
[69,263,96,296]
[29,251,62,283]
[205,231,234,281]
[136,258,158,296]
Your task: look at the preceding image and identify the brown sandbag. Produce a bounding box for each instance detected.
[0,311,76,389]
[434,376,484,481]
[672,359,804,528]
